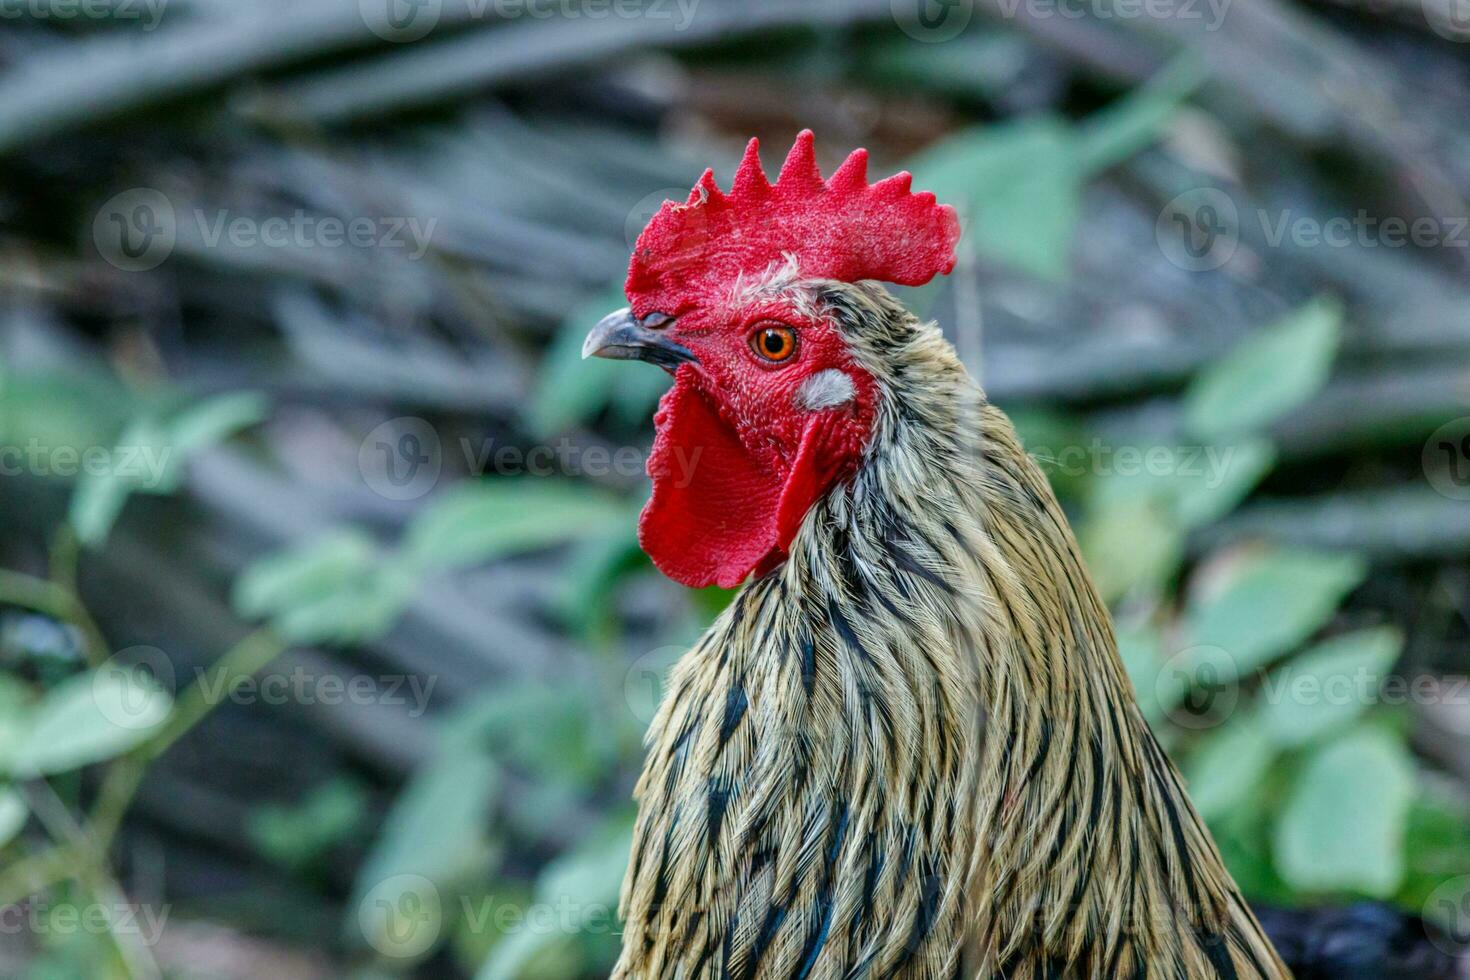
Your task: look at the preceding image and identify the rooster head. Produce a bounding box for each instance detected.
[583,130,960,589]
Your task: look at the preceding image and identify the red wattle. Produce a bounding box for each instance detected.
[638,374,850,589]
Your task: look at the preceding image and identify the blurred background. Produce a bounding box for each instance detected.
[1,0,1470,976]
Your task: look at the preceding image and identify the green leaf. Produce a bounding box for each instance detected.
[163,391,268,459]
[1400,789,1470,910]
[248,778,367,869]
[1172,439,1277,528]
[1186,719,1277,821]
[67,415,169,547]
[68,391,266,548]
[1078,497,1184,602]
[0,365,136,454]
[0,788,27,848]
[476,816,632,980]
[533,818,631,923]
[529,285,668,436]
[1274,727,1414,896]
[857,32,1037,102]
[234,529,379,619]
[906,60,1200,283]
[1184,297,1343,440]
[234,529,411,645]
[552,526,646,637]
[1118,622,1173,725]
[1076,55,1207,175]
[450,682,616,789]
[1185,549,1367,681]
[9,669,172,777]
[272,579,413,646]
[352,742,500,957]
[909,118,1080,281]
[1088,437,1276,530]
[402,481,630,574]
[1260,627,1403,747]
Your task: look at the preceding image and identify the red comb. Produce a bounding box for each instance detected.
[626,130,960,313]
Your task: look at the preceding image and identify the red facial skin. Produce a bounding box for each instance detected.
[621,130,958,589]
[636,296,877,590]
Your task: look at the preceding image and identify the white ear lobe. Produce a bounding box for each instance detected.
[797,369,856,410]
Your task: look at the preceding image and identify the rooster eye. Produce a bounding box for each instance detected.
[750,324,797,363]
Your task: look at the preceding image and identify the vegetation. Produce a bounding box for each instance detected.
[0,0,1468,976]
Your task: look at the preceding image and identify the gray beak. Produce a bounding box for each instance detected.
[582,308,696,370]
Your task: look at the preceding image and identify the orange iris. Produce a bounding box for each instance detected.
[751,325,797,362]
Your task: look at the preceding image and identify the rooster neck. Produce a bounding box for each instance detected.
[616,319,1288,979]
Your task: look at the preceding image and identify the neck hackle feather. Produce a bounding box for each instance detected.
[614,134,1290,980]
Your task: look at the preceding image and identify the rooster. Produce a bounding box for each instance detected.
[583,131,1462,979]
